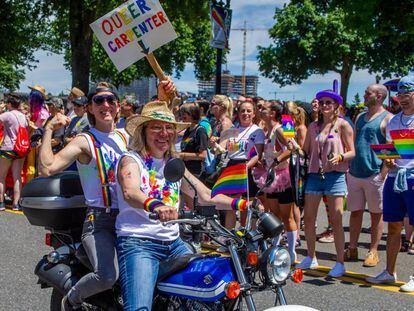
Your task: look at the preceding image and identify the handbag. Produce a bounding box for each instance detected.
[289,151,308,207]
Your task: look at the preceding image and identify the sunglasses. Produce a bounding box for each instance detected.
[319,100,334,106]
[147,124,176,134]
[397,92,413,97]
[92,94,117,106]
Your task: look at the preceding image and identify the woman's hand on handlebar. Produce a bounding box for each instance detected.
[153,206,179,222]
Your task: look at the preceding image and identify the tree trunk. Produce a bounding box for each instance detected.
[69,0,96,94]
[339,57,353,105]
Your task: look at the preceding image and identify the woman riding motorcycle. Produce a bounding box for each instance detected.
[116,100,259,311]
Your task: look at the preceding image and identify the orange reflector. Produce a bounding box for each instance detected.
[246,252,258,266]
[291,268,303,283]
[225,281,241,299]
[45,233,52,247]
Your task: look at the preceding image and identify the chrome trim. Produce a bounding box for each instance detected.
[20,196,87,209]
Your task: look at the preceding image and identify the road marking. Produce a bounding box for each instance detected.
[3,208,23,215]
[302,264,414,296]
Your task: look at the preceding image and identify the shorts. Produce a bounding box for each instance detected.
[0,150,21,160]
[305,172,347,196]
[266,187,295,204]
[383,177,414,225]
[347,173,383,213]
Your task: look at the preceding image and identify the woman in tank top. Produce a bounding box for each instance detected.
[115,100,254,311]
[294,86,355,278]
[38,80,174,310]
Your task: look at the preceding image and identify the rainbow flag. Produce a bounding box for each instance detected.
[370,144,401,159]
[211,163,248,198]
[247,146,257,159]
[390,129,414,159]
[282,115,295,138]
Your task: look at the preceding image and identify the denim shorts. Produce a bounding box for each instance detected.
[305,172,347,196]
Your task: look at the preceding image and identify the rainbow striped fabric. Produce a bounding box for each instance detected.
[247,146,257,159]
[390,129,414,159]
[211,163,248,198]
[370,144,401,159]
[282,115,295,138]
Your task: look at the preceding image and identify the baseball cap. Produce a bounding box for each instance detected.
[47,97,64,109]
[397,75,414,94]
[72,96,88,106]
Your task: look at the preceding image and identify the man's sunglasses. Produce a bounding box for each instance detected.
[92,94,117,105]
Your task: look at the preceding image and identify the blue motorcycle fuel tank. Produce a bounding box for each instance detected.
[157,256,236,302]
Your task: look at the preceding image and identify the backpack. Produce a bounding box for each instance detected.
[12,112,30,157]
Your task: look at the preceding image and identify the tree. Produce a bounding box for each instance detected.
[0,1,45,90]
[352,93,361,106]
[42,0,217,92]
[257,0,414,104]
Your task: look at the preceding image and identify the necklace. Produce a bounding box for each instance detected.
[143,154,178,206]
[400,113,414,128]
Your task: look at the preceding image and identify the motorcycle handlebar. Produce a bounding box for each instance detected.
[148,209,196,221]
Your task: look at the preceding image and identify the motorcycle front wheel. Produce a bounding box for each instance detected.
[50,288,64,311]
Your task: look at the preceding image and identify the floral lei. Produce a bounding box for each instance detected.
[144,154,178,206]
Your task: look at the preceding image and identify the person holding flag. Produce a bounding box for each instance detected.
[211,101,265,230]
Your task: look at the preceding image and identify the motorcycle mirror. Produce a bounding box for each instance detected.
[164,158,186,183]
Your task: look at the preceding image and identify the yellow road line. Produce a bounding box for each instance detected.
[3,209,23,215]
[302,264,414,296]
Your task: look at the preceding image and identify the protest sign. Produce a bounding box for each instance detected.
[281,114,295,138]
[90,0,177,72]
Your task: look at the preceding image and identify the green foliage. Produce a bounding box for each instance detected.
[0,0,46,90]
[257,0,414,103]
[352,93,361,106]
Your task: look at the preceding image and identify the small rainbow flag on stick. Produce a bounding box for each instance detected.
[211,163,248,198]
[282,115,295,138]
[390,129,414,159]
[370,144,401,160]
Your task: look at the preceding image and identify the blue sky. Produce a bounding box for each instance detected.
[19,0,397,104]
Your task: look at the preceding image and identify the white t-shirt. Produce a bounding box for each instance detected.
[386,112,414,179]
[226,124,265,160]
[115,152,181,241]
[77,127,129,208]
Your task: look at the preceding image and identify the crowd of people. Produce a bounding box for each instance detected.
[0,74,413,309]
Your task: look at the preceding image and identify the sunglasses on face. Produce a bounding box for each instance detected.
[397,92,413,97]
[319,100,334,106]
[147,124,176,134]
[92,94,117,106]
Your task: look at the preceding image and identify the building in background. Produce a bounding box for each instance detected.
[198,70,258,99]
[119,76,157,103]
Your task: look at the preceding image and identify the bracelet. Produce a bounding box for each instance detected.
[338,154,344,162]
[143,198,164,213]
[231,198,248,212]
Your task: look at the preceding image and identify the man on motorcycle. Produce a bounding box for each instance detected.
[116,100,255,311]
[38,80,174,310]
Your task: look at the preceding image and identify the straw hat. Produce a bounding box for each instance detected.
[125,101,191,137]
[69,87,85,98]
[28,85,48,99]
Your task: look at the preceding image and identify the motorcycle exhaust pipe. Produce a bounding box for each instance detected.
[35,257,79,295]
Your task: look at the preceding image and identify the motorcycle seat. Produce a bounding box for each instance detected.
[157,253,204,282]
[75,244,93,271]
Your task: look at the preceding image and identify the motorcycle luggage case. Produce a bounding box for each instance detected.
[20,171,87,230]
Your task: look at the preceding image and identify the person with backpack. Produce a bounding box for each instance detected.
[0,95,29,211]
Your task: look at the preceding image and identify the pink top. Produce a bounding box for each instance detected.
[34,107,50,128]
[307,118,349,174]
[0,110,28,150]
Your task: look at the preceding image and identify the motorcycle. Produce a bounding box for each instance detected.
[149,158,304,310]
[21,159,305,311]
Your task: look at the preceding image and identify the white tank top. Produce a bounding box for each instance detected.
[115,151,181,241]
[76,128,128,209]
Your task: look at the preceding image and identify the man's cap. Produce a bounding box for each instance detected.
[47,97,64,109]
[397,75,414,94]
[72,96,88,106]
[69,87,85,98]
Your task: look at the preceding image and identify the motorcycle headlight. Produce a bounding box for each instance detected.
[261,247,291,284]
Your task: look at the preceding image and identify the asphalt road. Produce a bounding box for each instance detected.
[1,207,414,311]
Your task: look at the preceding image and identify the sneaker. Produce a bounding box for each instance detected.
[366,269,397,284]
[328,262,345,278]
[400,275,414,292]
[408,242,414,255]
[12,204,22,211]
[296,256,318,270]
[400,240,410,252]
[318,229,334,243]
[344,247,358,261]
[363,251,379,267]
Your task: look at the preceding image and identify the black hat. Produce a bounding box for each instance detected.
[87,82,119,102]
[72,96,88,106]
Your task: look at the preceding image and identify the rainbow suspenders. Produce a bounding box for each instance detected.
[85,130,127,213]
